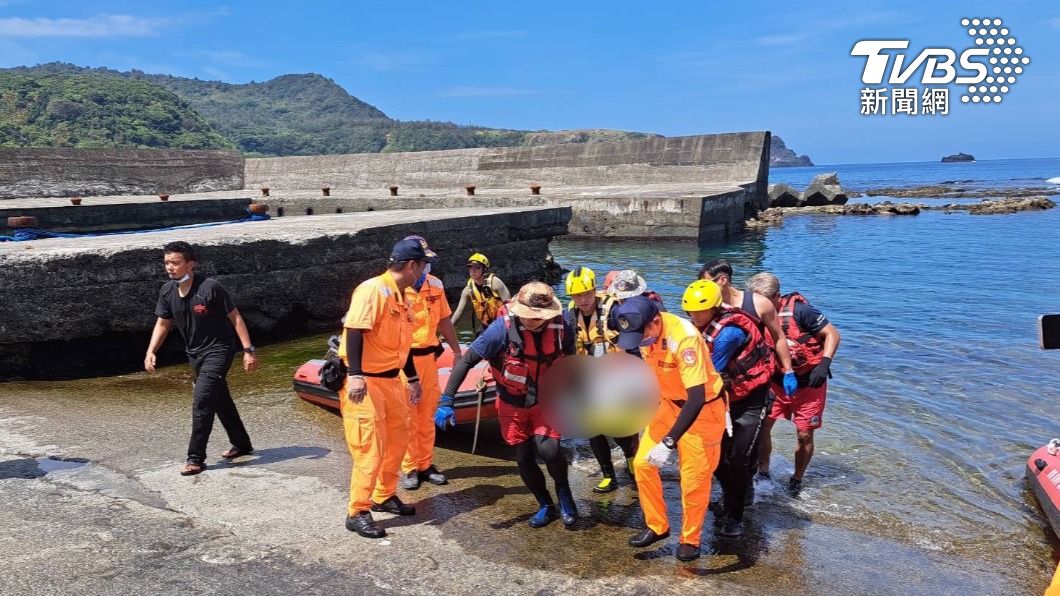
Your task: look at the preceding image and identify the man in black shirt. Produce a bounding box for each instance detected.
[145,241,259,476]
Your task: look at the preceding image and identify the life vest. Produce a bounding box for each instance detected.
[779,292,825,374]
[568,293,619,357]
[490,305,566,408]
[704,306,776,400]
[468,273,504,330]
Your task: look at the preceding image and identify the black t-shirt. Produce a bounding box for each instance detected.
[791,302,829,335]
[155,274,237,356]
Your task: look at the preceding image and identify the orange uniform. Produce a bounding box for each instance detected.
[401,274,451,475]
[633,312,727,545]
[339,270,412,516]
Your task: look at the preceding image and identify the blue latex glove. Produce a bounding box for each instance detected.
[434,395,456,429]
[783,371,799,396]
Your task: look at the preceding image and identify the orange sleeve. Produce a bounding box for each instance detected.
[676,334,711,390]
[343,280,382,331]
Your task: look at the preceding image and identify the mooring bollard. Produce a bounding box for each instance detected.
[389,185,399,196]
[530,184,542,195]
[8,216,38,228]
[159,194,169,202]
[465,185,476,196]
[261,187,270,197]
[71,196,82,206]
[321,186,330,197]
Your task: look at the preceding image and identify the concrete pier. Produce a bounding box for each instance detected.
[0,206,570,380]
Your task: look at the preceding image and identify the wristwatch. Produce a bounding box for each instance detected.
[662,436,676,449]
[243,345,256,354]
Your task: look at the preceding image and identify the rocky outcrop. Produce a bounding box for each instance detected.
[0,148,244,199]
[865,184,1055,200]
[941,153,975,163]
[800,172,849,206]
[769,136,813,167]
[964,196,1054,214]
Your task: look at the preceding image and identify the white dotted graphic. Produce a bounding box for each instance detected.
[962,17,1028,105]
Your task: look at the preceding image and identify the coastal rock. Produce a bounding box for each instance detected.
[800,172,848,206]
[744,207,784,228]
[874,202,920,215]
[767,183,800,207]
[942,153,975,163]
[769,136,814,167]
[966,196,1055,214]
[864,184,1055,200]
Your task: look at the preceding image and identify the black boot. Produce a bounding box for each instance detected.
[628,527,670,547]
[676,543,700,561]
[345,511,386,538]
[371,495,416,516]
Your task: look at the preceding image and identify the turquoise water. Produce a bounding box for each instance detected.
[551,158,1060,583]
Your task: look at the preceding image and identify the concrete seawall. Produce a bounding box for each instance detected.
[0,206,570,380]
[0,148,244,199]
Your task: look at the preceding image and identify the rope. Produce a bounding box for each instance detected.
[1,209,269,242]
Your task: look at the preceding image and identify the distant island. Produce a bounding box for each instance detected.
[0,62,811,162]
[770,136,814,167]
[942,152,975,163]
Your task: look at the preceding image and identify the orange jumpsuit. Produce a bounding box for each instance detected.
[339,270,412,516]
[401,274,452,475]
[633,312,727,546]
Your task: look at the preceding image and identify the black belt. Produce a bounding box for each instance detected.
[362,368,400,378]
[409,344,442,357]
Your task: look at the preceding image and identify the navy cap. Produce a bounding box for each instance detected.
[389,236,437,263]
[610,295,661,350]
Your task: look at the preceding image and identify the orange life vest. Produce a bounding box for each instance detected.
[490,305,566,408]
[704,306,776,400]
[779,292,825,374]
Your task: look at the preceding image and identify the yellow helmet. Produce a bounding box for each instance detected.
[682,280,722,312]
[565,266,596,296]
[468,253,490,268]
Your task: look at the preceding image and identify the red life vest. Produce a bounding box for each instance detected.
[491,305,566,408]
[779,292,825,374]
[704,306,776,400]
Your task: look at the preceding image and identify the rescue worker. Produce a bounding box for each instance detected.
[607,269,666,309]
[614,295,727,562]
[450,253,511,336]
[399,236,462,490]
[699,260,797,397]
[683,280,776,538]
[563,266,638,493]
[340,237,432,539]
[746,273,841,496]
[435,282,578,528]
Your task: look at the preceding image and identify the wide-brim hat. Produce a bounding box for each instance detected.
[608,270,648,300]
[508,281,563,319]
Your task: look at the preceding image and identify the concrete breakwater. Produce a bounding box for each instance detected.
[0,206,570,380]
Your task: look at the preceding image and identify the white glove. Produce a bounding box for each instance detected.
[646,441,674,468]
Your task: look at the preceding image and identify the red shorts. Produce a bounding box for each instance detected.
[769,381,827,431]
[495,399,560,446]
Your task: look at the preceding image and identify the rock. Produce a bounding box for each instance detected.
[941,152,975,163]
[768,183,800,207]
[966,196,1055,214]
[875,203,920,215]
[769,136,814,167]
[744,207,785,228]
[800,172,848,206]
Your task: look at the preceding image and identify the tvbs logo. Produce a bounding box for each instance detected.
[851,18,1030,113]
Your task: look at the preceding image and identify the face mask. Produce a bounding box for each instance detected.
[638,335,657,347]
[413,263,430,291]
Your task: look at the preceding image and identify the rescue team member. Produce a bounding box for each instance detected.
[747,273,841,496]
[340,238,432,539]
[607,269,666,309]
[613,295,727,562]
[683,280,776,538]
[699,260,797,398]
[399,236,462,490]
[450,253,511,336]
[563,266,638,493]
[435,282,579,528]
[146,241,258,477]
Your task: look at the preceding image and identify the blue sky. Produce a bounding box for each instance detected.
[0,0,1057,164]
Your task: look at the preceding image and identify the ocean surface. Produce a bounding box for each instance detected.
[553,157,1060,590]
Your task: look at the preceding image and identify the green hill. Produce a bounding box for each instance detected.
[0,71,232,150]
[3,63,653,156]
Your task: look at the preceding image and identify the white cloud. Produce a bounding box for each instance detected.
[456,30,526,40]
[438,86,541,98]
[354,51,437,72]
[0,14,168,38]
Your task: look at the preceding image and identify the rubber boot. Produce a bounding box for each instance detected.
[528,504,558,528]
[556,487,578,526]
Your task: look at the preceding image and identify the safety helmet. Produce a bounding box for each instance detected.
[681,280,723,312]
[467,253,490,268]
[565,266,596,296]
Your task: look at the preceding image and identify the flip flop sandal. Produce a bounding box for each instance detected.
[180,462,206,476]
[221,446,254,459]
